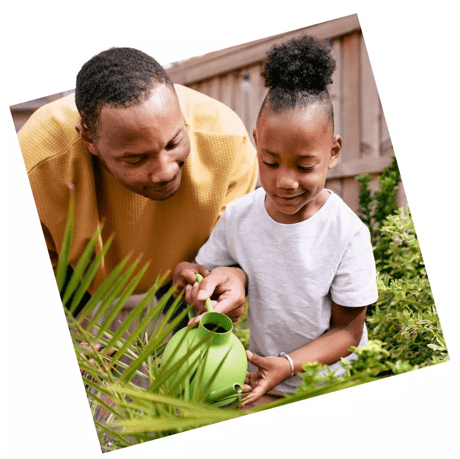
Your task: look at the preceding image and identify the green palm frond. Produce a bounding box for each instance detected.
[57,185,247,451]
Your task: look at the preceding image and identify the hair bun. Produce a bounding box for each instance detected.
[261,35,336,93]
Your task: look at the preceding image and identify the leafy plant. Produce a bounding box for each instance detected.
[358,161,448,367]
[58,185,245,452]
[356,155,402,275]
[248,340,419,413]
[232,298,250,350]
[288,158,448,400]
[366,209,448,367]
[55,164,449,449]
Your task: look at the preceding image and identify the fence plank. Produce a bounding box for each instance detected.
[341,32,361,161]
[219,73,234,110]
[360,36,380,158]
[330,37,343,156]
[380,103,392,156]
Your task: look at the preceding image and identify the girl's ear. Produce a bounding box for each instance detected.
[252,127,258,147]
[328,135,342,169]
[75,122,98,156]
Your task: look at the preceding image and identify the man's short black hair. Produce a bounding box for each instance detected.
[75,47,174,140]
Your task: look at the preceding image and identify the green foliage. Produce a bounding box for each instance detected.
[367,211,448,367]
[55,162,449,449]
[356,155,402,274]
[294,340,419,393]
[289,156,448,399]
[232,298,250,350]
[250,340,418,413]
[376,208,426,279]
[358,159,448,368]
[58,187,246,452]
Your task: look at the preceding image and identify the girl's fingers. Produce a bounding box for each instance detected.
[242,383,254,393]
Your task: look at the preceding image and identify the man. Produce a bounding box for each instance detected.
[19,47,257,322]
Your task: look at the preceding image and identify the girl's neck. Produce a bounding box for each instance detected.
[264,188,331,225]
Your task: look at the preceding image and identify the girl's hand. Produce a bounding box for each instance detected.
[174,265,247,327]
[172,261,210,299]
[241,350,292,406]
[186,266,247,326]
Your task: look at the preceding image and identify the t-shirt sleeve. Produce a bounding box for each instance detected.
[195,210,237,270]
[330,224,378,307]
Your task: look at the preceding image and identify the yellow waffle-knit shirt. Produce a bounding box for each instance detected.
[19,84,258,294]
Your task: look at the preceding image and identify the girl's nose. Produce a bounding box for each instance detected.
[277,173,299,190]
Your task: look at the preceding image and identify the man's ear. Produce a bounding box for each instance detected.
[252,127,257,147]
[75,122,98,156]
[328,135,342,169]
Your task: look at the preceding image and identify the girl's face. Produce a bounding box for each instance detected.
[253,105,342,224]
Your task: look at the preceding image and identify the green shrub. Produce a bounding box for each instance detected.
[356,155,402,276]
[356,157,447,367]
[293,156,448,397]
[232,298,250,349]
[367,209,448,367]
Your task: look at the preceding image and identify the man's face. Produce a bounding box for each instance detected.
[84,84,191,201]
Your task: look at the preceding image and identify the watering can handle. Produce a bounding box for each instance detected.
[195,273,214,313]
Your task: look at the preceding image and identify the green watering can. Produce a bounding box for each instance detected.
[160,274,247,407]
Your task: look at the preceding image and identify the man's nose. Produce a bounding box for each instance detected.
[149,155,179,184]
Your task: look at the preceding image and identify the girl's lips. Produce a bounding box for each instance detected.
[275,192,304,200]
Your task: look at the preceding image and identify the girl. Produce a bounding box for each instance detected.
[173,35,378,407]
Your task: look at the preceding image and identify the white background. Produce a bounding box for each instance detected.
[1,1,458,458]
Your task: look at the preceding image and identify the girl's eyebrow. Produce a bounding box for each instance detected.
[262,148,316,159]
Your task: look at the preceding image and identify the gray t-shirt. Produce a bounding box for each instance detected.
[196,187,378,392]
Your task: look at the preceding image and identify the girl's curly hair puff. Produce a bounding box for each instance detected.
[262,35,336,93]
[259,35,336,125]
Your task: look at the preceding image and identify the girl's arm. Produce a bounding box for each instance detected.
[290,302,367,370]
[242,302,367,405]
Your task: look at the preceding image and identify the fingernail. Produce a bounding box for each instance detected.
[197,290,207,300]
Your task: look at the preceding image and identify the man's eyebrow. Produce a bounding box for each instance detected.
[120,152,144,158]
[119,127,183,157]
[165,127,183,145]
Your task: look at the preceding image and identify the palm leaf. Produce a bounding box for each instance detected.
[57,186,247,451]
[55,183,75,293]
[67,233,114,315]
[75,254,133,326]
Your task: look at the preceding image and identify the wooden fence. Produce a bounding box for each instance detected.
[166,14,405,211]
[10,14,404,212]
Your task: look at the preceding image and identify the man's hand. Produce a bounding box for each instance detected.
[172,261,210,298]
[241,350,292,406]
[79,342,116,370]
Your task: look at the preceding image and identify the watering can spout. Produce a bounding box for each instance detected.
[206,383,243,403]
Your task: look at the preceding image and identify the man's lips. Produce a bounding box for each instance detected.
[144,172,181,193]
